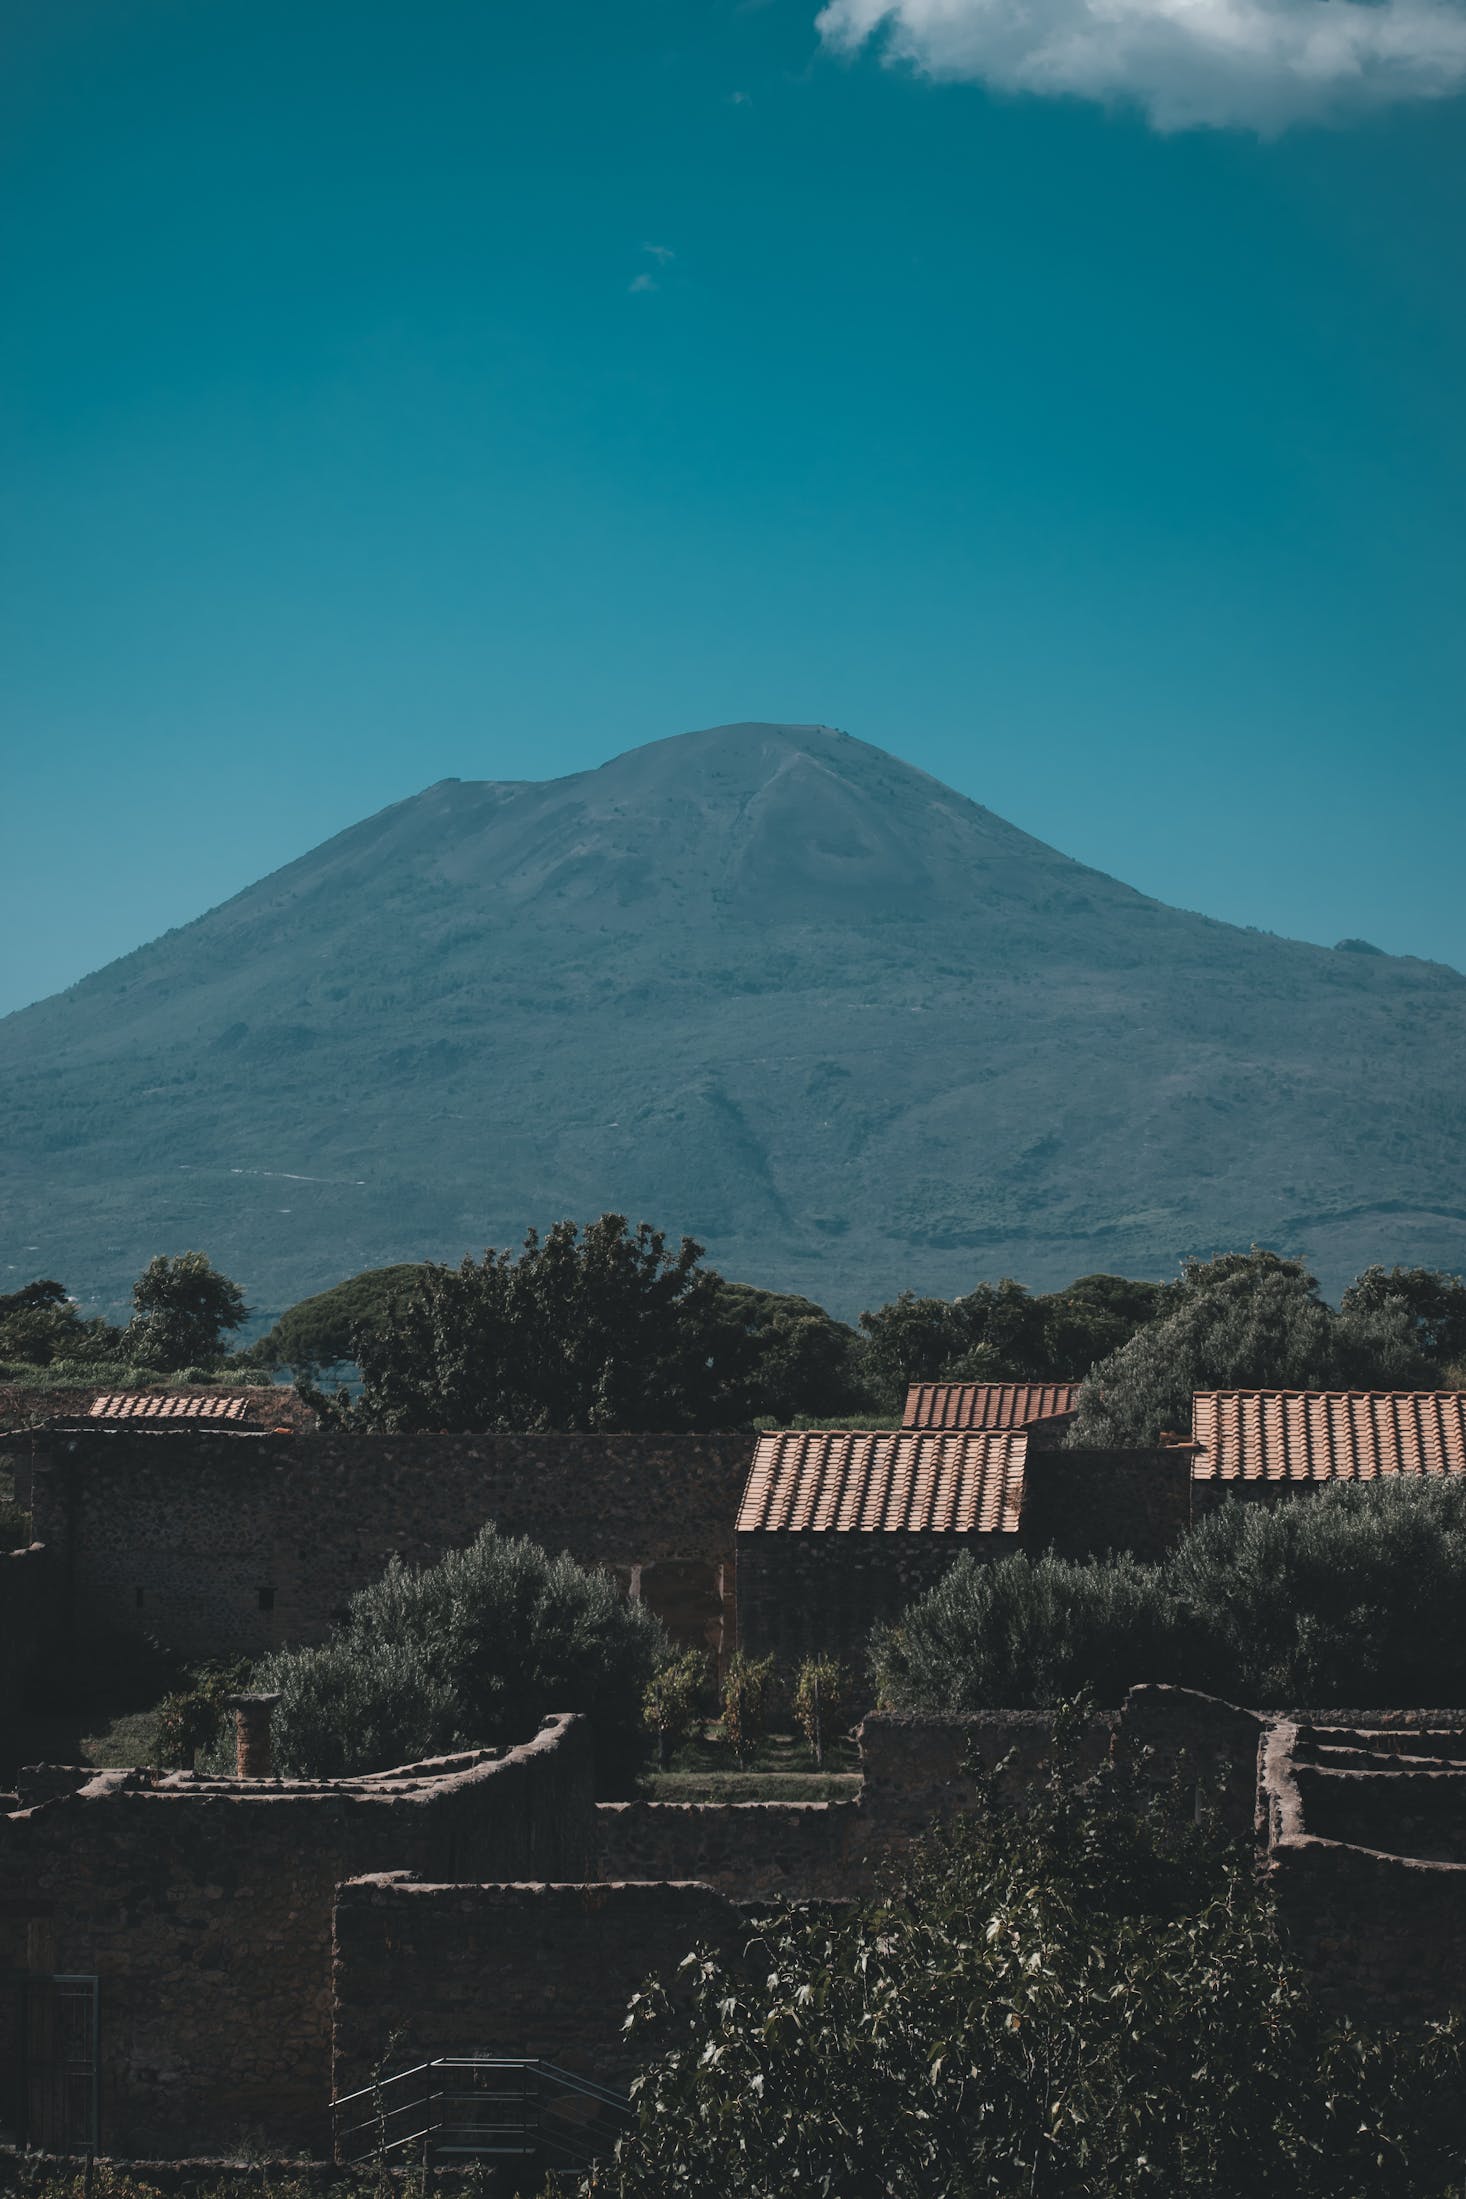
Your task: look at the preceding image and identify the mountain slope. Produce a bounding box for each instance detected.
[4,722,1465,1325]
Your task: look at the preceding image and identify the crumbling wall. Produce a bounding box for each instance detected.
[0,1545,55,1775]
[593,1798,861,1897]
[30,1430,753,1664]
[0,1717,594,2157]
[332,1877,738,2106]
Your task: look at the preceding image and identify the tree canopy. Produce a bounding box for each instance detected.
[590,1727,1466,2197]
[349,1216,751,1432]
[246,1262,425,1370]
[123,1251,248,1371]
[1067,1249,1430,1448]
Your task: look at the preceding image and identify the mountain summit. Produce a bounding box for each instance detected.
[4,722,1465,1322]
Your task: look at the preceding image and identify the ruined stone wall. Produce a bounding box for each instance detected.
[593,1798,862,1897]
[30,1430,754,1664]
[0,1718,594,2157]
[332,1877,739,2107]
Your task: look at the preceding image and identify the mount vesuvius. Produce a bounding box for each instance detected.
[4,721,1465,1325]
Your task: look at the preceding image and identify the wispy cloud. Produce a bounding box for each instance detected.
[628,270,659,293]
[816,0,1466,130]
[643,242,676,264]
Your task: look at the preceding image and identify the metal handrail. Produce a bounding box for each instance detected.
[332,2054,632,2169]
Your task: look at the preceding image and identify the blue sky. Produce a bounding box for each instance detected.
[3,0,1465,1016]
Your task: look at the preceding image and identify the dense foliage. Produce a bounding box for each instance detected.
[252,1522,668,1791]
[1068,1249,1437,1447]
[0,1279,120,1368]
[245,1262,425,1370]
[877,1477,1466,1712]
[857,1273,1164,1413]
[589,1733,1466,2197]
[123,1251,248,1369]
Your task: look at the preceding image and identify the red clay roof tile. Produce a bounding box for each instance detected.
[737,1428,1026,1535]
[1191,1391,1466,1483]
[87,1392,252,1421]
[902,1382,1079,1431]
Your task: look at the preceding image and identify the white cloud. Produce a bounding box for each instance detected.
[643,242,676,263]
[628,271,659,292]
[816,0,1466,129]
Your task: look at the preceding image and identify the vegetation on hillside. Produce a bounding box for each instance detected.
[250,1522,669,1792]
[877,1477,1466,1712]
[589,1728,1466,2197]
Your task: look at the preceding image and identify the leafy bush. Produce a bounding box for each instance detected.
[254,1523,670,1792]
[875,1550,1173,1712]
[792,1654,854,1767]
[154,1659,256,1768]
[590,1731,1466,2197]
[719,1652,777,1766]
[1170,1479,1466,1706]
[643,1648,712,1767]
[878,1479,1466,1713]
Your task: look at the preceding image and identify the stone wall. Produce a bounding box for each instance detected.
[331,1877,739,2107]
[0,1546,55,1776]
[30,1429,754,1664]
[734,1533,983,1667]
[1021,1446,1193,1562]
[593,1798,861,1897]
[0,1718,594,2157]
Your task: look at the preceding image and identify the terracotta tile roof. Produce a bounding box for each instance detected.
[902,1382,1079,1432]
[1191,1392,1466,1483]
[737,1429,1027,1535]
[87,1392,252,1422]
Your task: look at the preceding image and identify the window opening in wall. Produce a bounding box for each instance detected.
[134,1588,145,1609]
[258,1586,275,1612]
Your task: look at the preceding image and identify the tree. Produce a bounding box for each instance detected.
[254,1522,670,1792]
[704,1280,867,1423]
[590,1731,1466,2197]
[1340,1266,1466,1377]
[856,1292,972,1412]
[350,1215,750,1433]
[1068,1248,1429,1449]
[0,1279,120,1368]
[719,1652,777,1767]
[244,1263,425,1371]
[123,1252,248,1371]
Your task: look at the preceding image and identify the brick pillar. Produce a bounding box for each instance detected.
[223,1691,282,1779]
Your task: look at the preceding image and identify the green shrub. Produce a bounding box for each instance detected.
[719,1652,777,1766]
[254,1523,669,1792]
[792,1653,854,1767]
[643,1647,711,1768]
[875,1549,1174,1712]
[1170,1479,1466,1706]
[590,1729,1466,2197]
[878,1480,1466,1714]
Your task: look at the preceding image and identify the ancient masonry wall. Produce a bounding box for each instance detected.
[29,1429,756,1663]
[1260,1718,1466,2023]
[0,1544,55,1773]
[1021,1446,1193,1563]
[734,1532,995,1668]
[0,1717,594,2158]
[332,1878,739,2104]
